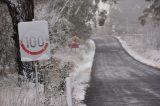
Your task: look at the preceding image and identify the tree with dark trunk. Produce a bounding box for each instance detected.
[1,0,35,78]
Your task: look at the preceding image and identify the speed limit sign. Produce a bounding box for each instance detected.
[18,20,50,62]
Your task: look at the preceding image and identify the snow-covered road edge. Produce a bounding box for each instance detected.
[71,39,96,106]
[116,36,160,69]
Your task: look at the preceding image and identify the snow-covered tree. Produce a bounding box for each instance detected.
[0,0,97,78]
[0,3,15,76]
[1,0,34,78]
[139,0,160,26]
[54,0,94,39]
[139,0,160,49]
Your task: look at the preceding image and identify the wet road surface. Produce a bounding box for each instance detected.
[84,37,160,106]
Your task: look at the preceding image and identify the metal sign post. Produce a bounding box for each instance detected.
[35,62,38,106]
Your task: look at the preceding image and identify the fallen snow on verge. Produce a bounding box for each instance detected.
[54,39,96,106]
[116,36,160,69]
[71,39,95,106]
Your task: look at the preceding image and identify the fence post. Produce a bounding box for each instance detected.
[66,77,72,106]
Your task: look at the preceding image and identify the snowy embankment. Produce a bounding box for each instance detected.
[54,39,95,106]
[71,39,95,106]
[116,36,160,69]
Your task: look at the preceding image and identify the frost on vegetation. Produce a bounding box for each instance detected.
[34,0,75,52]
[94,0,111,27]
[98,0,110,14]
[34,0,93,51]
[71,40,95,106]
[0,3,16,76]
[38,57,74,106]
[0,56,74,106]
[54,40,96,106]
[0,0,95,105]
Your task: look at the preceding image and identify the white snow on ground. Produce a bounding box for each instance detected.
[0,74,44,106]
[71,40,95,106]
[116,36,160,68]
[54,39,96,106]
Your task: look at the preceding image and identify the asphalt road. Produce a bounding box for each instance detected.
[84,37,160,106]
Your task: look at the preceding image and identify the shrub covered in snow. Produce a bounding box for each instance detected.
[38,57,74,106]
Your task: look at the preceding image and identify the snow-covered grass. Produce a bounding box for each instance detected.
[0,74,44,106]
[116,36,160,69]
[54,39,96,106]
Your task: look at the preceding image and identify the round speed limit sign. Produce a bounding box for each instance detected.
[18,21,50,61]
[20,31,48,55]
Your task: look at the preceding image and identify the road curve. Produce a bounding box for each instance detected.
[84,37,160,106]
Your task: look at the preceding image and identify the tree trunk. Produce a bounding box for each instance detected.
[4,0,34,78]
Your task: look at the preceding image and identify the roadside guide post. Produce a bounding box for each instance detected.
[18,20,50,106]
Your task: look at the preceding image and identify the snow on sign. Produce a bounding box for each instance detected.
[18,20,50,62]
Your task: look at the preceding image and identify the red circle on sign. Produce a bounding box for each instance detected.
[20,41,48,55]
